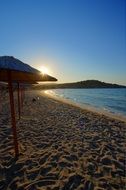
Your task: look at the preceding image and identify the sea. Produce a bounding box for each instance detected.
[46,88,126,117]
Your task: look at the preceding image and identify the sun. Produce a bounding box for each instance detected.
[39,66,49,75]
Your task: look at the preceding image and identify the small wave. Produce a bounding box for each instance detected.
[109,105,126,112]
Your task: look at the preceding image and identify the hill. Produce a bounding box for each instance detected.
[32,80,126,90]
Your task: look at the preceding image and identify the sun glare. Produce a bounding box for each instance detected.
[39,66,49,75]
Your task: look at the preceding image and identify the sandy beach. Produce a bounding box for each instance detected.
[0,90,126,190]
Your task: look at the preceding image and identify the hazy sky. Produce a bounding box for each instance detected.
[0,0,125,84]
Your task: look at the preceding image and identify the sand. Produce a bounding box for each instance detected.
[0,90,126,190]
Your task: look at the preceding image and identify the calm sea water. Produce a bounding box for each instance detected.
[47,88,126,116]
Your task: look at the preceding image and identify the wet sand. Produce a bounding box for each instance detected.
[0,90,126,190]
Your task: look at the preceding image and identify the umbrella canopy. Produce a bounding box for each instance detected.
[0,56,39,73]
[0,56,57,82]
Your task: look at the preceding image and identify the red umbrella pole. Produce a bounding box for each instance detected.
[21,87,23,108]
[21,86,25,107]
[23,87,25,100]
[8,71,19,157]
[17,82,21,119]
[0,85,1,113]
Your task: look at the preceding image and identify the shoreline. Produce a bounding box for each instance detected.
[43,89,126,123]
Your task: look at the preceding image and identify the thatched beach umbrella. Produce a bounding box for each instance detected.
[0,56,57,157]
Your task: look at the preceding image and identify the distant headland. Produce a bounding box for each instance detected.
[33,80,126,89]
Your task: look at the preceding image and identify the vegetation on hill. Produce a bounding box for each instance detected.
[32,80,126,90]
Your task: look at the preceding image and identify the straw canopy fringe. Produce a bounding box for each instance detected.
[0,56,57,157]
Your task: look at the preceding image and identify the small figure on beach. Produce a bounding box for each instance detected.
[32,98,36,102]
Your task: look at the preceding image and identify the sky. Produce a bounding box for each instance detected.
[0,0,125,85]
